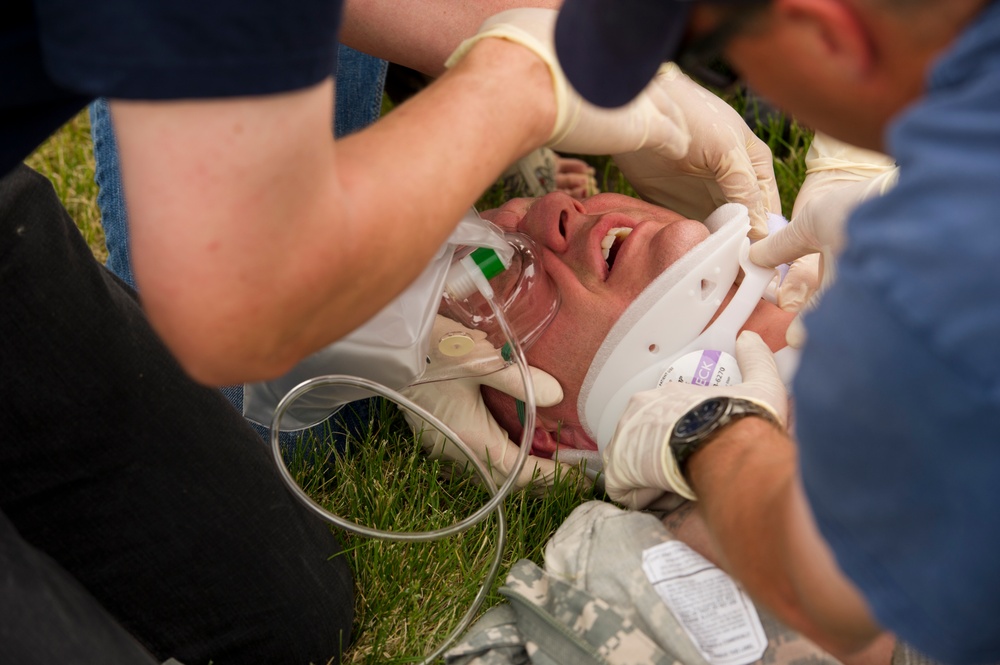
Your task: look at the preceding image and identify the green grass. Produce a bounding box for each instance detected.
[25,111,106,263]
[286,401,595,663]
[27,96,811,665]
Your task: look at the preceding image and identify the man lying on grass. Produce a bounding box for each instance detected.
[406,189,897,665]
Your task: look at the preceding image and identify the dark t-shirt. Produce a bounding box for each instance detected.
[1,0,343,176]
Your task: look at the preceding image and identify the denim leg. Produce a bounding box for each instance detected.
[334,45,388,138]
[89,97,134,288]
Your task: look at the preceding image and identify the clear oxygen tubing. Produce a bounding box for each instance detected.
[268,288,537,663]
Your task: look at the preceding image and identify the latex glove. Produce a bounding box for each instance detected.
[400,315,571,489]
[446,8,691,158]
[778,133,898,313]
[751,133,898,346]
[603,331,787,509]
[612,63,781,240]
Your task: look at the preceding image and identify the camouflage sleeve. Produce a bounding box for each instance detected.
[447,501,852,665]
[444,604,531,665]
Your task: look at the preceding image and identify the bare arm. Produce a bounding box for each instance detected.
[112,39,554,385]
[662,493,896,665]
[340,0,561,75]
[685,417,884,657]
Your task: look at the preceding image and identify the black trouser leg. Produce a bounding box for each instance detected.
[0,165,353,664]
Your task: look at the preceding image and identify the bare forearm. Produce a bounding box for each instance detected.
[116,39,554,385]
[687,418,882,656]
[340,0,561,75]
[662,497,895,665]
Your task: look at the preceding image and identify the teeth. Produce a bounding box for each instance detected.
[601,227,632,261]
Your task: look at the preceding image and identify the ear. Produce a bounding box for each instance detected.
[774,0,877,79]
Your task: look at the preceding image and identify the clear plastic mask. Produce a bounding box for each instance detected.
[440,232,561,351]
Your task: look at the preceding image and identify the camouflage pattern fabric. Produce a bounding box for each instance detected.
[444,604,531,665]
[446,560,684,665]
[891,642,947,665]
[446,501,843,665]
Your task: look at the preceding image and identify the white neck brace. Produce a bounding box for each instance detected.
[578,203,778,450]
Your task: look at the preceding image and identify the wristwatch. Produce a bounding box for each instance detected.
[670,397,778,478]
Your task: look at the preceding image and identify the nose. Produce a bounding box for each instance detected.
[521,192,588,254]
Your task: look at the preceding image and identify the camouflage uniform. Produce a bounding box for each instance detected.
[446,501,840,665]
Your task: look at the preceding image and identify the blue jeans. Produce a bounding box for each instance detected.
[90,46,388,448]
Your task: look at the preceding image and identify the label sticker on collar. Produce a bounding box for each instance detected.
[658,349,742,388]
[641,540,766,665]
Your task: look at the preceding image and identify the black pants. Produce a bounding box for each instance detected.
[0,165,353,664]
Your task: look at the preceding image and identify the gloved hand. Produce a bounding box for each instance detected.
[400,315,572,489]
[602,331,787,509]
[750,133,898,347]
[446,8,691,159]
[612,63,781,240]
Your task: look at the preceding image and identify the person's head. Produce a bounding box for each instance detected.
[556,0,990,150]
[477,192,793,456]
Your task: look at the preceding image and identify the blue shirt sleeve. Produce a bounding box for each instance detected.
[794,4,1000,661]
[797,276,1000,664]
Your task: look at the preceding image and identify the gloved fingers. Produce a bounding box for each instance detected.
[783,249,836,349]
[606,485,667,511]
[746,131,784,226]
[793,171,864,218]
[710,139,775,240]
[802,133,897,186]
[791,186,853,249]
[403,411,543,488]
[734,330,781,382]
[785,313,808,349]
[789,169,897,255]
[749,213,822,269]
[478,362,564,408]
[777,253,821,312]
[733,330,788,426]
[499,448,571,489]
[641,78,692,161]
[479,431,584,489]
[402,409,452,458]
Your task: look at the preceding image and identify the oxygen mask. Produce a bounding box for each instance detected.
[440,231,560,352]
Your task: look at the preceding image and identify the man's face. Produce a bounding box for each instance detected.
[686,3,907,151]
[480,192,709,454]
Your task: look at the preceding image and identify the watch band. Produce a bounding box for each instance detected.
[670,397,778,479]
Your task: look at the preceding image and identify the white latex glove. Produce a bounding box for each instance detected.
[446,8,691,158]
[751,133,898,347]
[612,63,781,240]
[603,331,787,509]
[400,315,571,489]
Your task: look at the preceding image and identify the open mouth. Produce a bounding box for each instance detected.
[601,227,632,272]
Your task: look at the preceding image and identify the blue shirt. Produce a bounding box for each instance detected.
[0,0,342,176]
[795,2,1000,662]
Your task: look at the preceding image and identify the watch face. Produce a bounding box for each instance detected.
[674,398,726,439]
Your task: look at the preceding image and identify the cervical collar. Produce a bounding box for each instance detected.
[578,203,778,451]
